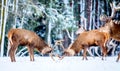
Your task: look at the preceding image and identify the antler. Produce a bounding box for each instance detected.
[50,39,65,61]
[54,39,64,50]
[100,2,120,22]
[110,2,120,18]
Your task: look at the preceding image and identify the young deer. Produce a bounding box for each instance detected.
[7,28,53,62]
[61,29,109,60]
[76,26,101,57]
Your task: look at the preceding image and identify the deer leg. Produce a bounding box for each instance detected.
[116,53,120,62]
[27,47,34,61]
[101,46,107,60]
[82,47,88,60]
[9,44,18,62]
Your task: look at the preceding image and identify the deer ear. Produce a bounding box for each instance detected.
[100,14,108,22]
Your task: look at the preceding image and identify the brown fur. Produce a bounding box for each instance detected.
[116,53,120,62]
[99,20,120,62]
[63,30,109,60]
[7,28,53,62]
[105,20,120,62]
[100,2,120,62]
[107,20,120,41]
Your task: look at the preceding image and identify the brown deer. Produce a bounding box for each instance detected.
[76,25,101,57]
[116,53,120,62]
[100,2,120,62]
[60,28,109,60]
[7,28,54,62]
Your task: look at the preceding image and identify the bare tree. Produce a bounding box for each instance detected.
[0,0,8,57]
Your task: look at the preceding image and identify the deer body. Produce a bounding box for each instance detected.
[63,30,109,60]
[108,20,120,62]
[8,28,53,62]
[100,2,120,62]
[108,20,120,40]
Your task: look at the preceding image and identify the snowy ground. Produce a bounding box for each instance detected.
[0,56,120,71]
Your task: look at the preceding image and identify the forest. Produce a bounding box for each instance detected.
[0,0,120,58]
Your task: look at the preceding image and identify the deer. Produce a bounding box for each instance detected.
[7,28,55,62]
[60,28,110,60]
[100,2,120,62]
[116,53,120,62]
[76,25,101,57]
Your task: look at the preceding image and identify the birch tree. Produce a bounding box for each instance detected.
[0,0,8,57]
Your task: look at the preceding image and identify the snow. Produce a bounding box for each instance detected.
[0,56,120,71]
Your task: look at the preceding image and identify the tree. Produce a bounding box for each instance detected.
[0,0,8,57]
[1,0,120,57]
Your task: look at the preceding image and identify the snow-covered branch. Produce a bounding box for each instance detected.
[65,29,74,41]
[16,47,27,56]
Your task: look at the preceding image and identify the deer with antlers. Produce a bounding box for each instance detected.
[100,2,120,62]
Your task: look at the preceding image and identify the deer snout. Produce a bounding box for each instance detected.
[41,47,53,55]
[63,49,75,56]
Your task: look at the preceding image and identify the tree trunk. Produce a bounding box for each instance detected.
[47,21,52,45]
[0,0,4,56]
[0,0,8,57]
[13,0,18,28]
[47,0,53,45]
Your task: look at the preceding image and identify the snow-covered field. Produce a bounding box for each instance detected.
[0,56,120,71]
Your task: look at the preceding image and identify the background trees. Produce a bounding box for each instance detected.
[0,0,120,57]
